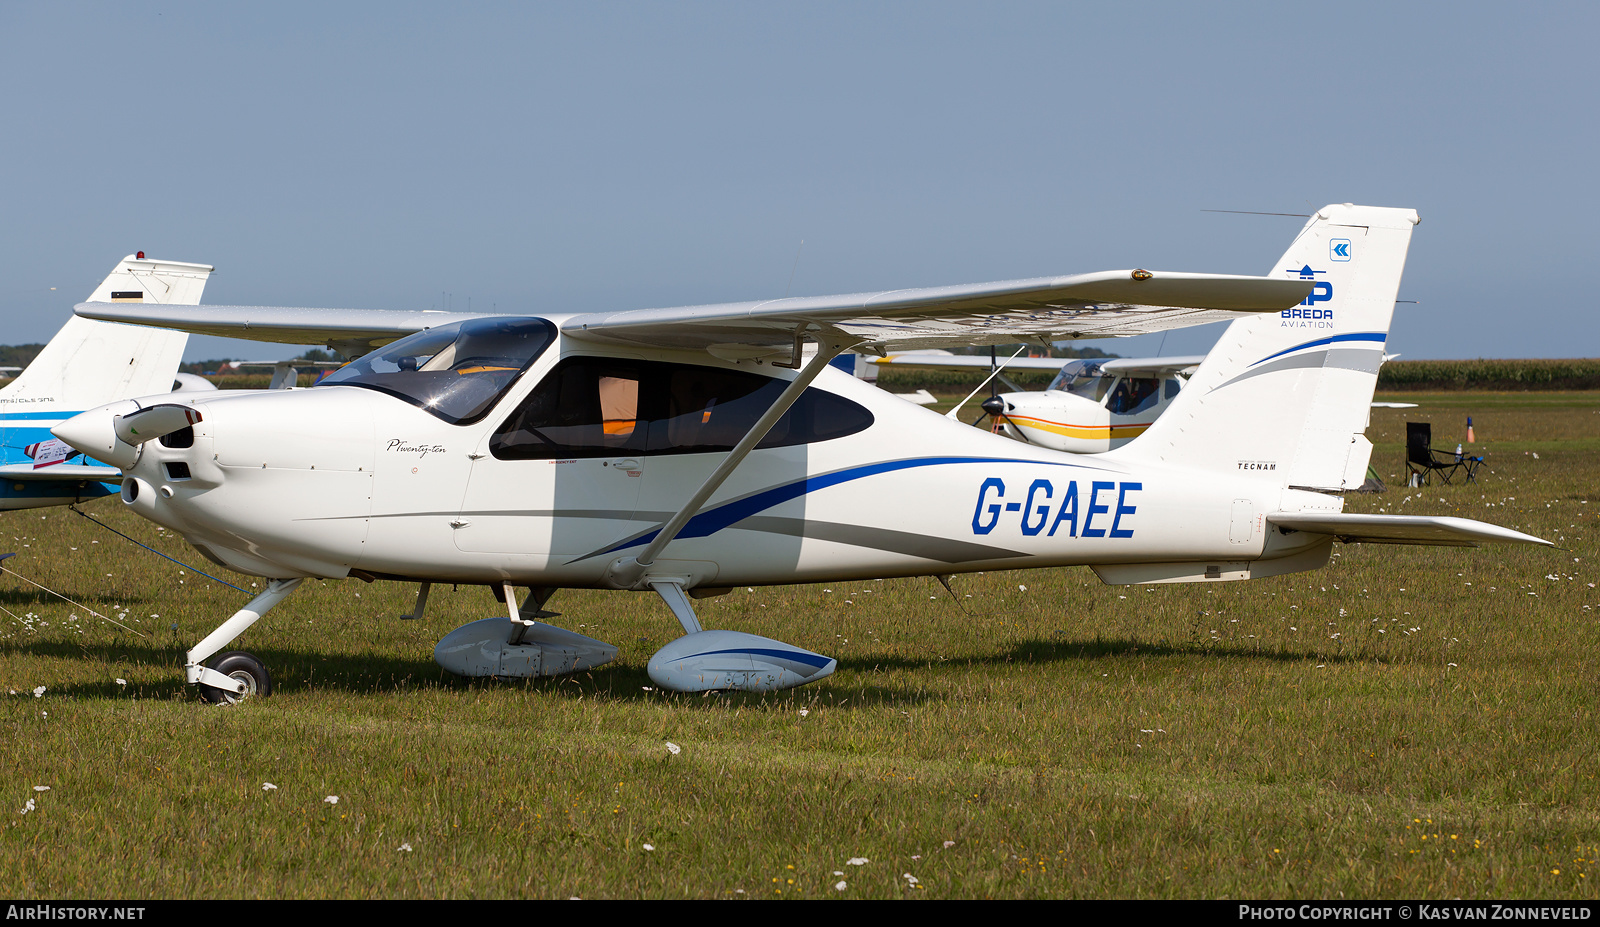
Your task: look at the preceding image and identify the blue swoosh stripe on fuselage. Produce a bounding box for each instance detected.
[683,647,834,669]
[1248,332,1386,368]
[599,454,1110,556]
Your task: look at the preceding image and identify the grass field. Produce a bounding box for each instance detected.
[1,391,1595,899]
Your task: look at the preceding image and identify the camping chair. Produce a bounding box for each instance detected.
[1405,422,1483,486]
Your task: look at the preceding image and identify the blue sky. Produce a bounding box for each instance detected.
[2,2,1594,361]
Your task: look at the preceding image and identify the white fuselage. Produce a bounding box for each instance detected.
[108,329,1334,592]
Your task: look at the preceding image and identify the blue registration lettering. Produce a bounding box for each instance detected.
[1110,482,1140,538]
[1081,481,1115,538]
[1020,479,1053,536]
[1047,481,1079,537]
[972,478,1005,535]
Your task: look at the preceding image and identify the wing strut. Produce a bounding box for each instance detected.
[607,336,862,589]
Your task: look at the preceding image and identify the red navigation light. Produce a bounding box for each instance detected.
[136,251,145,259]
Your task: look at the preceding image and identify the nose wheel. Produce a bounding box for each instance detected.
[197,651,273,704]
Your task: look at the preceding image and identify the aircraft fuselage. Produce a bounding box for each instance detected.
[107,329,1335,592]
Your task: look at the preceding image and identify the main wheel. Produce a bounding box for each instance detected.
[199,651,273,704]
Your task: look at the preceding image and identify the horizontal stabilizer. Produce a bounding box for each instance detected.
[1267,513,1551,548]
[0,464,123,483]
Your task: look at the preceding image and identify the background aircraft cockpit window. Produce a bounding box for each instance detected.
[1047,360,1112,403]
[317,317,556,425]
[491,357,874,460]
[1106,377,1160,416]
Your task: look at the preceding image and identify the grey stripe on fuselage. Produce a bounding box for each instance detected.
[1215,347,1383,392]
[559,511,1030,565]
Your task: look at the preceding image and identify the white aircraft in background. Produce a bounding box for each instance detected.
[55,204,1549,704]
[0,254,213,510]
[871,350,1205,452]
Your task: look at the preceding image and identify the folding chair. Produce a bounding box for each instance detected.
[1405,422,1482,486]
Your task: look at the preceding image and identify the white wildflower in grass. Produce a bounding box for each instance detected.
[835,881,847,891]
[1018,584,1027,591]
[33,786,49,792]
[903,872,920,885]
[642,844,654,851]
[116,679,127,686]
[398,843,413,852]
[943,841,955,848]
[21,798,35,815]
[798,709,809,718]
[324,795,339,805]
[32,686,44,698]
[262,783,278,791]
[665,742,681,756]
[847,857,869,866]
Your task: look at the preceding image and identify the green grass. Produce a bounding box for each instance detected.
[0,395,1596,898]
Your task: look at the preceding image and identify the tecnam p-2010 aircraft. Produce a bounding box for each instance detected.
[55,205,1549,702]
[0,254,213,510]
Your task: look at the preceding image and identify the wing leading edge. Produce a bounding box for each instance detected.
[76,270,1311,357]
[563,270,1311,353]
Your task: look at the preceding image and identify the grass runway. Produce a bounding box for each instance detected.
[0,392,1596,898]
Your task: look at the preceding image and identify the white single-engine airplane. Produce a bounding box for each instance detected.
[0,254,213,510]
[872,350,1206,452]
[54,205,1550,703]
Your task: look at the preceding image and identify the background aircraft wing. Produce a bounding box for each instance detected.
[563,270,1312,353]
[1098,355,1208,374]
[0,463,123,483]
[869,352,1072,372]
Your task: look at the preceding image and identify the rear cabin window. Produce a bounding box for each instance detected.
[491,357,874,460]
[1106,377,1161,416]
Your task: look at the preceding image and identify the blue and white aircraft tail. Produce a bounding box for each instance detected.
[1121,203,1417,494]
[0,255,213,510]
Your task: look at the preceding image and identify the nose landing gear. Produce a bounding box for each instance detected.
[185,577,302,703]
[198,651,273,704]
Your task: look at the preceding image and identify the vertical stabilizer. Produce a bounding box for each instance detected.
[2,256,213,410]
[1117,205,1418,493]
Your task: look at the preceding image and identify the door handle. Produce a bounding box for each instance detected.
[613,458,642,470]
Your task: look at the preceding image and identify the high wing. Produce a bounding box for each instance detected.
[72,304,482,357]
[563,271,1310,354]
[76,270,1311,356]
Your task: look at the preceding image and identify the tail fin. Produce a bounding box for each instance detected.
[1120,204,1419,492]
[2,255,213,410]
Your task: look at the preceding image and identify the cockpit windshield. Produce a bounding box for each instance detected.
[316,317,556,424]
[1046,360,1111,403]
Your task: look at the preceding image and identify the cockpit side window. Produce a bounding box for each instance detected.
[1106,377,1161,416]
[316,317,556,425]
[491,357,874,460]
[1048,360,1111,403]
